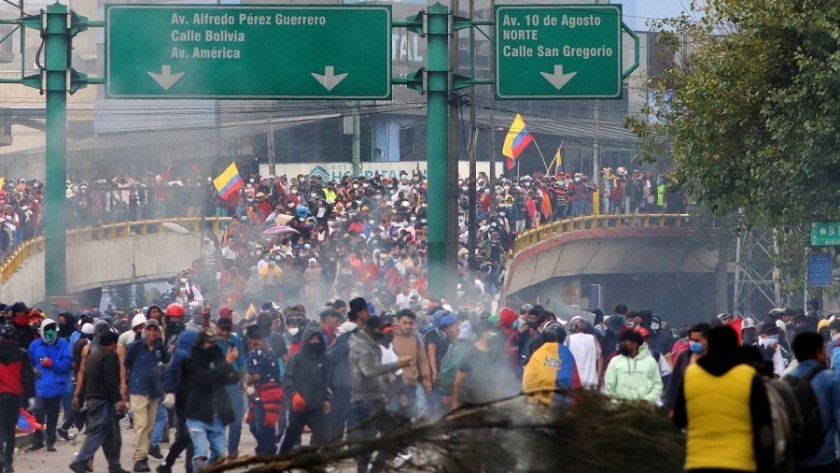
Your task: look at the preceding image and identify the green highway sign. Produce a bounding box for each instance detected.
[106,5,392,99]
[495,4,623,99]
[811,222,840,246]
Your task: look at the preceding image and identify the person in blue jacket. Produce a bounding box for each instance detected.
[27,318,72,451]
[789,331,840,473]
[156,329,196,473]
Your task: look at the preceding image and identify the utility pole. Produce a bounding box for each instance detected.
[466,0,477,269]
[352,102,361,176]
[44,3,71,298]
[426,3,452,299]
[487,0,496,216]
[267,111,276,177]
[446,0,461,287]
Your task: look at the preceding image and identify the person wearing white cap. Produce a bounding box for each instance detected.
[119,314,146,347]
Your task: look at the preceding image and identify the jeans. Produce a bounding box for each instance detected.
[163,409,193,473]
[252,403,278,456]
[33,396,62,447]
[351,400,395,473]
[570,200,586,217]
[0,395,20,468]
[186,417,226,472]
[328,386,351,442]
[71,399,122,472]
[62,376,74,424]
[129,394,158,462]
[278,404,328,453]
[150,398,167,448]
[224,384,244,455]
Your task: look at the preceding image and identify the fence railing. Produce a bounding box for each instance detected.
[1,216,232,283]
[512,213,692,253]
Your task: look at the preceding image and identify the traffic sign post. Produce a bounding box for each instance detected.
[811,222,840,246]
[495,4,625,99]
[106,5,392,99]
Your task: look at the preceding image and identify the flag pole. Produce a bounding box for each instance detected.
[517,160,521,181]
[531,136,550,173]
[555,141,565,174]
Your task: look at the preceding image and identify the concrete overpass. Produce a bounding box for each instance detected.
[504,214,725,323]
[0,217,229,305]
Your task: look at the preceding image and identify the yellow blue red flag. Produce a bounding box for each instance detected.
[502,114,533,170]
[213,162,243,200]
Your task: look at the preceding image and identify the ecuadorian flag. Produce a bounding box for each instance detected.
[522,342,581,406]
[213,162,244,200]
[16,408,42,434]
[502,114,533,170]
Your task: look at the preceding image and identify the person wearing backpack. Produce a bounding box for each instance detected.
[673,325,775,473]
[786,332,840,473]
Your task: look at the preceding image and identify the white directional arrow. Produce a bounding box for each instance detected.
[540,65,577,90]
[311,66,348,92]
[148,65,184,91]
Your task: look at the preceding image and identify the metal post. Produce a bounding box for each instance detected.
[45,2,70,299]
[487,0,496,216]
[352,102,361,177]
[267,111,276,177]
[466,0,477,270]
[426,2,450,299]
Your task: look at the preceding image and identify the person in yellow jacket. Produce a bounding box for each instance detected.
[673,325,774,473]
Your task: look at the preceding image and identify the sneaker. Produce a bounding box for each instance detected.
[46,445,56,452]
[148,446,163,460]
[69,463,87,473]
[155,465,171,473]
[57,427,71,441]
[391,452,413,469]
[27,443,44,452]
[133,460,151,473]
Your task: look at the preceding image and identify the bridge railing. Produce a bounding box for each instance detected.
[513,213,692,253]
[1,216,232,283]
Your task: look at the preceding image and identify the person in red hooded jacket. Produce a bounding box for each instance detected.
[497,308,522,377]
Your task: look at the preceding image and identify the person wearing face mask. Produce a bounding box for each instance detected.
[663,323,709,411]
[348,315,411,473]
[741,317,758,347]
[757,325,787,378]
[570,173,589,217]
[647,315,674,356]
[452,320,516,410]
[603,329,662,404]
[279,321,331,453]
[27,319,72,452]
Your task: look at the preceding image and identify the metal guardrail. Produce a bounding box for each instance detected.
[0,216,233,283]
[512,213,692,253]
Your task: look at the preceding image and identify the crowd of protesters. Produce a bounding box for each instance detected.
[1,295,839,473]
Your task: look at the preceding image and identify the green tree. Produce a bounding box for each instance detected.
[627,0,840,229]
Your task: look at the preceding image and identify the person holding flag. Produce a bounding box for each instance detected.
[213,163,244,206]
[0,324,35,473]
[502,114,533,171]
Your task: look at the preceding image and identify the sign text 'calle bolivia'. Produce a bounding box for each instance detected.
[106,5,392,99]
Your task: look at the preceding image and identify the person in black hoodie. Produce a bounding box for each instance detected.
[180,330,239,473]
[0,324,35,473]
[279,321,332,453]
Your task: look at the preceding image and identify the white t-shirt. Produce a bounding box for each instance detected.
[567,333,600,388]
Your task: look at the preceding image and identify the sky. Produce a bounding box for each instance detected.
[613,0,692,31]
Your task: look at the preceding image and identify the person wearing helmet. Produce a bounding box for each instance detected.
[522,323,581,407]
[27,319,72,452]
[119,314,147,347]
[0,323,36,473]
[164,303,186,347]
[741,317,758,346]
